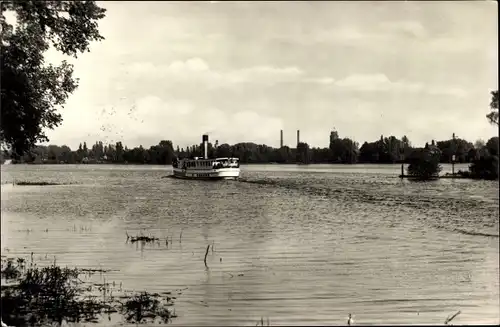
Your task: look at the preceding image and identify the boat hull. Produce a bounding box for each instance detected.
[172,167,240,180]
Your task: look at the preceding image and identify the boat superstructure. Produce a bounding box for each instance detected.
[172,135,240,180]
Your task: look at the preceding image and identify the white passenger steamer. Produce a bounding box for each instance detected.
[172,135,240,180]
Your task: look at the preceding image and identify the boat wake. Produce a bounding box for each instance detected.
[453,228,499,238]
[238,176,499,238]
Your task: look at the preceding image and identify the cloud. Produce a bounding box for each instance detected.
[334,73,423,93]
[424,37,480,53]
[126,58,473,97]
[132,96,284,147]
[379,20,427,39]
[298,20,482,55]
[335,73,395,91]
[227,65,303,84]
[44,95,284,149]
[304,77,335,84]
[300,26,369,46]
[127,58,305,87]
[333,73,469,97]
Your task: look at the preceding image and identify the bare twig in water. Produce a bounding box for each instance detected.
[212,240,215,253]
[255,316,270,326]
[179,230,183,243]
[445,311,461,325]
[347,313,353,326]
[204,245,210,267]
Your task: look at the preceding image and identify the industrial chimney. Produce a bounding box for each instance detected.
[202,134,209,159]
[296,130,300,146]
[280,130,283,148]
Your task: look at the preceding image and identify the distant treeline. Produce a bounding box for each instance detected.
[1,131,499,166]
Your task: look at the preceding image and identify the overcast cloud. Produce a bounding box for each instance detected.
[40,1,498,149]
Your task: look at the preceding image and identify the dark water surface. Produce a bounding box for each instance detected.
[1,164,498,325]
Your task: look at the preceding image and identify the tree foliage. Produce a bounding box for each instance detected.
[461,90,500,180]
[467,155,499,180]
[5,135,496,169]
[0,0,106,157]
[406,141,442,180]
[465,136,499,180]
[487,90,499,125]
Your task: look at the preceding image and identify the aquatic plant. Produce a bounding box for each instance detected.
[13,181,74,186]
[0,255,177,326]
[125,231,159,243]
[255,316,271,326]
[122,291,176,324]
[1,258,22,280]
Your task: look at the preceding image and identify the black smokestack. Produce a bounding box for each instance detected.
[297,130,300,146]
[280,130,283,148]
[202,134,209,159]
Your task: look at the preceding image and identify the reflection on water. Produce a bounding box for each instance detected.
[1,164,499,325]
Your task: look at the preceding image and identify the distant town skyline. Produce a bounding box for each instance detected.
[31,1,497,150]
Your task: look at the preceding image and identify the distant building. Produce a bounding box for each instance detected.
[409,140,441,161]
[425,140,441,156]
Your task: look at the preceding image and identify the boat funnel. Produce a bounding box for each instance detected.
[202,134,209,159]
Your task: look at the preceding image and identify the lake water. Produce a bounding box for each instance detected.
[1,164,499,326]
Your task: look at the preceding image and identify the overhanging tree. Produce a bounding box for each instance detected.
[1,0,106,158]
[487,90,499,126]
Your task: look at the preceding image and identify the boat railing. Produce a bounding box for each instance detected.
[213,162,239,169]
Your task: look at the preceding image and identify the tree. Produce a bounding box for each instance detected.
[468,156,498,180]
[296,142,311,164]
[487,90,499,125]
[407,145,442,180]
[485,136,499,156]
[436,138,473,163]
[474,139,486,149]
[359,141,379,163]
[0,1,106,158]
[82,141,88,158]
[115,141,124,163]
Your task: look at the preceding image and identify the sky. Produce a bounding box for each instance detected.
[38,1,498,150]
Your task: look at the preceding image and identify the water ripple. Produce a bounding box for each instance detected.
[1,164,498,325]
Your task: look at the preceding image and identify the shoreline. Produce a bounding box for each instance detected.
[2,162,472,166]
